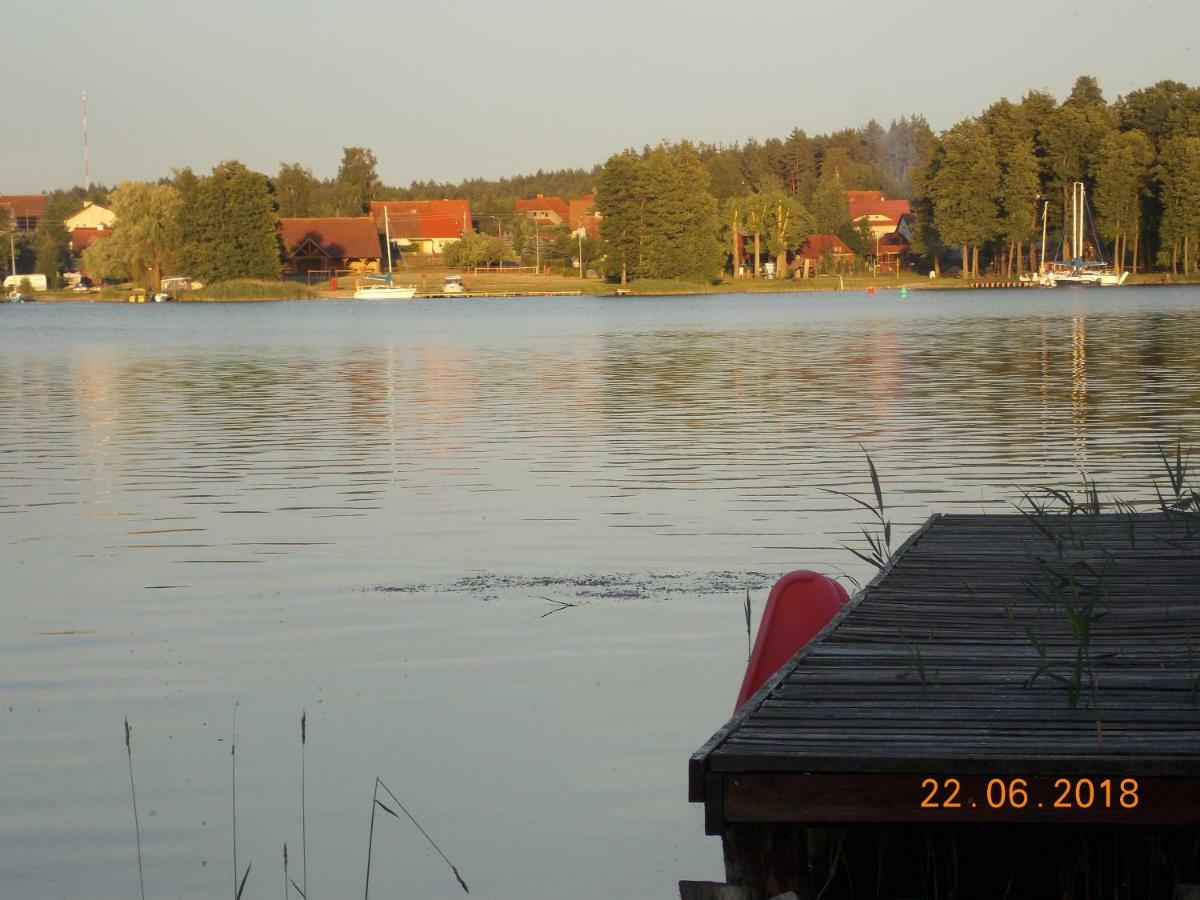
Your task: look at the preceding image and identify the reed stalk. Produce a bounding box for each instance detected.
[301,711,308,900]
[364,778,380,900]
[125,718,146,900]
[232,700,239,900]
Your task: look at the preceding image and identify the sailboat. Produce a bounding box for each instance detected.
[353,208,418,299]
[1047,182,1129,287]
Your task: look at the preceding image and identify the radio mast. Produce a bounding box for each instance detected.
[82,89,90,190]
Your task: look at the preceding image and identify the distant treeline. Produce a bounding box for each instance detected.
[6,76,1199,286]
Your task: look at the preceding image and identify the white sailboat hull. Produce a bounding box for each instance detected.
[352,285,417,299]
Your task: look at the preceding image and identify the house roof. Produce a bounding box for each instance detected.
[795,233,853,260]
[69,227,110,254]
[516,194,570,222]
[369,200,471,240]
[0,194,46,218]
[568,194,596,229]
[65,201,115,224]
[848,193,911,228]
[278,217,381,259]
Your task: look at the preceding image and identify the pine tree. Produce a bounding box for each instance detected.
[596,151,645,284]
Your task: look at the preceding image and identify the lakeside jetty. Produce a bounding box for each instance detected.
[687,511,1200,899]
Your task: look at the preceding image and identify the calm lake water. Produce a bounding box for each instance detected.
[3,288,1200,898]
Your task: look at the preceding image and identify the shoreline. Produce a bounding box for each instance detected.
[15,273,1200,303]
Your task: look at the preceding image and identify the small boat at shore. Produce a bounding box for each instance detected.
[353,281,417,300]
[5,290,31,303]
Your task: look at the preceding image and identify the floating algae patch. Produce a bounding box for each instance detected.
[364,570,778,600]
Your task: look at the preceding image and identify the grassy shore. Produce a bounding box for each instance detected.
[21,269,1200,302]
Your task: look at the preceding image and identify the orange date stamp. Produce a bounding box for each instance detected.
[920,776,1140,811]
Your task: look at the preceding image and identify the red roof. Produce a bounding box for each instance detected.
[70,227,109,254]
[0,194,46,217]
[568,195,596,229]
[516,194,570,223]
[795,234,853,260]
[370,200,471,240]
[278,217,381,260]
[845,190,885,204]
[848,193,911,227]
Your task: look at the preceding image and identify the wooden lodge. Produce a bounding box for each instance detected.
[688,511,1200,899]
[278,216,381,275]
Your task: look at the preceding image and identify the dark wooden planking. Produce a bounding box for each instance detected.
[690,512,1200,827]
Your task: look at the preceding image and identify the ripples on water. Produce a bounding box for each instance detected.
[1,289,1199,897]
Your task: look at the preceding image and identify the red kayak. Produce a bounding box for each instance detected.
[735,571,849,711]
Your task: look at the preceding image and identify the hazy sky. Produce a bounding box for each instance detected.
[4,0,1198,193]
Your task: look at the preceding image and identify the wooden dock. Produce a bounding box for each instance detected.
[688,512,1200,898]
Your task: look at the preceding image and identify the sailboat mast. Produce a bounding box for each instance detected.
[1080,183,1089,264]
[1040,200,1049,271]
[384,207,394,275]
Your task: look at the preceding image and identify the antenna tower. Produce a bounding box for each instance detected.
[82,90,90,190]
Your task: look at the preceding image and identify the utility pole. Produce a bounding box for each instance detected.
[577,228,584,280]
[534,221,540,275]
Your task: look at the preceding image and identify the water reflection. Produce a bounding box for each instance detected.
[2,289,1200,898]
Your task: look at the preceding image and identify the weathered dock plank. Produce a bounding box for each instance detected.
[689,512,1200,895]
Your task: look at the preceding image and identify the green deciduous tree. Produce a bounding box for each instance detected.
[443,231,514,268]
[32,219,71,287]
[809,177,850,235]
[177,161,280,283]
[1156,136,1200,275]
[82,181,181,290]
[929,120,1001,278]
[639,144,724,283]
[761,192,814,279]
[1094,130,1154,273]
[274,162,321,218]
[336,147,380,214]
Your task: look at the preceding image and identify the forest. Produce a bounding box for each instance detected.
[5,76,1199,287]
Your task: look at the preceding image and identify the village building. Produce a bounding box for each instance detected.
[846,189,912,242]
[278,217,381,275]
[0,195,46,232]
[369,200,471,256]
[64,201,116,232]
[516,194,570,227]
[793,233,855,274]
[567,194,601,238]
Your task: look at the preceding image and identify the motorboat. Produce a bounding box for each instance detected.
[442,274,466,294]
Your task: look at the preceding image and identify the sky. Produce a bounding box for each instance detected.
[3,0,1198,194]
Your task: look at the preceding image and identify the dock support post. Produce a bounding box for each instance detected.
[721,824,811,899]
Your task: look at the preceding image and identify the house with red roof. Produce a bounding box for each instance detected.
[0,195,47,232]
[70,227,109,257]
[369,200,471,256]
[846,190,911,242]
[568,195,601,238]
[793,234,855,274]
[278,217,382,275]
[516,194,570,226]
